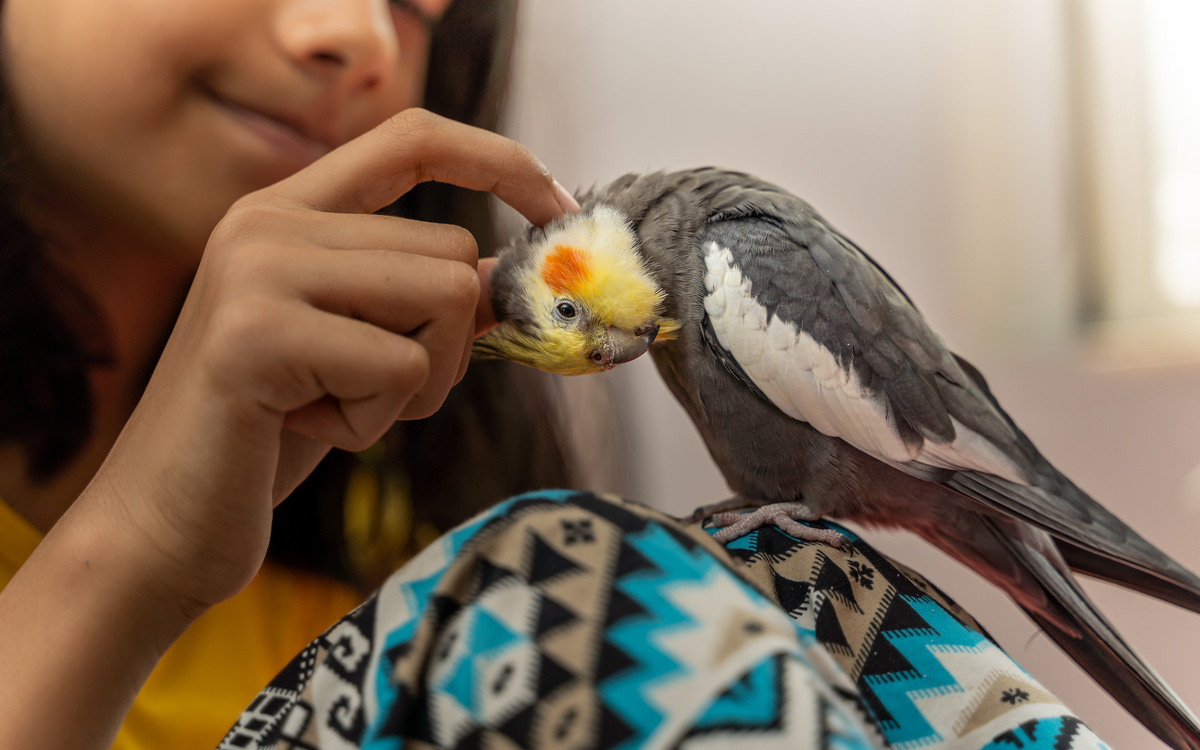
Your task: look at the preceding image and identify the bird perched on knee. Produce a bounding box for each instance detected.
[473,167,1200,750]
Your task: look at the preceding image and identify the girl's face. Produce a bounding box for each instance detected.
[1,0,449,259]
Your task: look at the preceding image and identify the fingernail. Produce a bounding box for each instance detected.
[554,180,582,214]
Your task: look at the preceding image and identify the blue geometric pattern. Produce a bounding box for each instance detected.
[693,656,782,729]
[865,596,988,747]
[978,716,1111,750]
[715,513,1112,750]
[598,524,721,747]
[433,607,525,713]
[220,491,1108,750]
[359,492,564,750]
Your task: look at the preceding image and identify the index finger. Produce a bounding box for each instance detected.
[269,109,580,227]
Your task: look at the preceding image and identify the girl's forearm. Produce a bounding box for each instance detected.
[0,492,198,750]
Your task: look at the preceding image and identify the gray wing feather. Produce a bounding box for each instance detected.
[700,207,1026,472]
[597,166,1200,609]
[948,354,1200,607]
[698,185,1200,604]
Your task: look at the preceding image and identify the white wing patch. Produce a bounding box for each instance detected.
[702,242,1028,484]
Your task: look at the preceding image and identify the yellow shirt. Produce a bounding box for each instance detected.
[0,499,363,750]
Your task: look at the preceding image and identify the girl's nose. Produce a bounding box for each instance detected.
[274,0,400,93]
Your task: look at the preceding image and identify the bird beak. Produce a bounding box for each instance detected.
[595,325,659,368]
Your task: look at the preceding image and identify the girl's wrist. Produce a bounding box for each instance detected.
[0,484,203,749]
[65,482,210,635]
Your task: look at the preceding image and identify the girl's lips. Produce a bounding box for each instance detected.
[212,94,333,166]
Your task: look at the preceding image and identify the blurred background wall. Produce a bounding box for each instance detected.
[497,1,1200,746]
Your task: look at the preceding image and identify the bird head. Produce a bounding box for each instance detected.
[473,205,680,375]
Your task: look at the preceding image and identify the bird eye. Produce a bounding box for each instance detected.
[554,301,578,321]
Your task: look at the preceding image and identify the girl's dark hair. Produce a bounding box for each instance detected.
[1,0,575,588]
[0,38,115,480]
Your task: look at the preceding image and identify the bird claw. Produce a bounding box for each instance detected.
[706,502,847,547]
[685,496,759,524]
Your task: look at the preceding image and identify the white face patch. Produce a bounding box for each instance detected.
[702,242,1027,484]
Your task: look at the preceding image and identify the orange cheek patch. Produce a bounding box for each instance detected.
[541,245,592,295]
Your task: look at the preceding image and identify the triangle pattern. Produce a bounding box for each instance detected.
[476,558,516,596]
[568,494,648,535]
[876,594,936,638]
[526,532,584,586]
[814,596,852,654]
[772,569,812,616]
[496,702,536,747]
[757,526,806,563]
[441,645,476,712]
[603,587,649,630]
[811,553,860,611]
[693,655,785,730]
[612,539,659,580]
[534,594,579,639]
[470,607,522,657]
[594,699,638,750]
[537,652,576,698]
[858,629,916,682]
[594,639,638,684]
[455,728,484,750]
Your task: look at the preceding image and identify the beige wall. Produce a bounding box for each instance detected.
[501,1,1200,746]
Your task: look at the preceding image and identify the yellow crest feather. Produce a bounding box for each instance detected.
[474,206,681,375]
[531,206,665,328]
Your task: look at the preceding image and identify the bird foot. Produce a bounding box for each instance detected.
[684,496,759,524]
[706,502,846,547]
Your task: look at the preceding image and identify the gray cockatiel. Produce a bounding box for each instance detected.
[473,167,1200,749]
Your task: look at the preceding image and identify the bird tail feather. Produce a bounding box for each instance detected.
[1054,537,1200,614]
[947,471,1200,613]
[979,517,1200,750]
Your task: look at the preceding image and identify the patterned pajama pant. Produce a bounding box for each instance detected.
[219,491,1109,750]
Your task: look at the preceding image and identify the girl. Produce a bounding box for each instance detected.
[0,1,1115,748]
[0,0,577,747]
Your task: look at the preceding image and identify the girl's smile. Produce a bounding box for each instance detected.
[206,88,336,173]
[1,0,448,260]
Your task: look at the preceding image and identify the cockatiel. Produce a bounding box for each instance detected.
[472,167,1200,750]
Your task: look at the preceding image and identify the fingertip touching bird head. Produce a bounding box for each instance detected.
[473,205,680,375]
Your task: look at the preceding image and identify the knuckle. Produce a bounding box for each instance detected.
[340,427,381,454]
[391,341,431,392]
[206,241,278,294]
[385,107,438,146]
[397,106,437,129]
[203,295,282,377]
[393,346,439,421]
[210,201,290,248]
[442,260,481,308]
[212,200,262,240]
[507,139,545,176]
[442,224,478,261]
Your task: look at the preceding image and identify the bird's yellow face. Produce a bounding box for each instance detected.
[474,206,680,375]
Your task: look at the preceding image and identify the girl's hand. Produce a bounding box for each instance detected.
[88,108,577,614]
[0,112,579,749]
